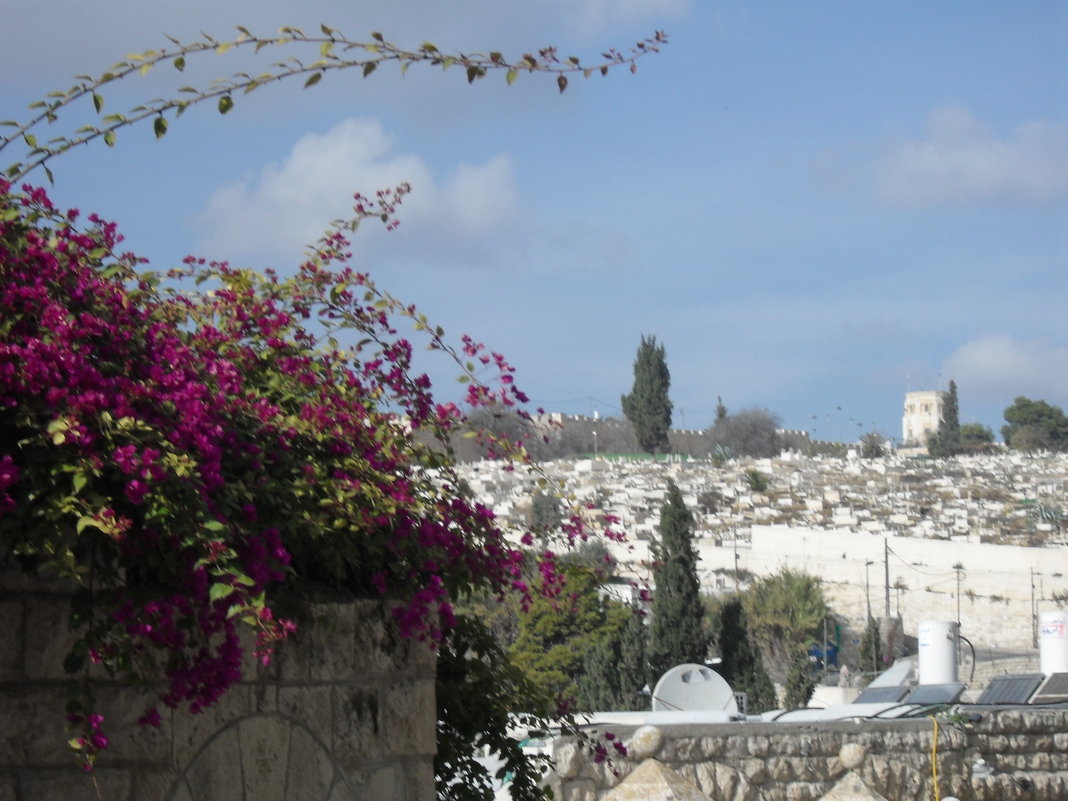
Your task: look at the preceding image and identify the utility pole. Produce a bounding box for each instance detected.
[953,562,964,628]
[1032,568,1038,648]
[884,538,891,618]
[865,560,874,621]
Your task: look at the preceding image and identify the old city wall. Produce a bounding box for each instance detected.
[0,572,436,801]
[548,710,1068,801]
[695,526,1068,652]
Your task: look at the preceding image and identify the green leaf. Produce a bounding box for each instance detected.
[139,62,153,77]
[466,65,482,84]
[174,56,185,72]
[63,650,86,674]
[371,31,384,42]
[23,133,37,148]
[505,68,518,86]
[218,95,234,114]
[203,519,226,531]
[72,472,87,494]
[216,42,233,54]
[92,93,104,113]
[320,23,334,36]
[153,116,168,138]
[362,61,377,78]
[320,41,334,57]
[557,75,568,93]
[103,130,116,147]
[209,583,236,602]
[304,72,322,88]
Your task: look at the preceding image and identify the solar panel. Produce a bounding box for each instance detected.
[853,685,910,704]
[905,683,966,705]
[1031,673,1068,705]
[975,674,1044,705]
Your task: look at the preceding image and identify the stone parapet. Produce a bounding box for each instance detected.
[0,573,436,801]
[548,710,1068,801]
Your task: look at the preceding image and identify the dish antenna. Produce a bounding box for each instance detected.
[651,664,738,713]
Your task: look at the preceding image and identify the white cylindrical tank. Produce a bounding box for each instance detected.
[918,620,958,684]
[1039,609,1068,676]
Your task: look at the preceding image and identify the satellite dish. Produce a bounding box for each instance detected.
[651,663,738,713]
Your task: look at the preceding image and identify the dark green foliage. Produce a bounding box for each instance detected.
[715,396,728,423]
[859,617,881,675]
[529,490,562,534]
[621,335,672,454]
[708,408,781,458]
[783,648,818,709]
[859,431,886,459]
[1002,396,1068,451]
[929,380,961,457]
[742,568,828,682]
[509,565,625,703]
[577,607,649,712]
[436,615,555,801]
[648,482,708,679]
[960,422,995,451]
[713,598,777,713]
[743,469,769,492]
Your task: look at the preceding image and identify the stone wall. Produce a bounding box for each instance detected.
[547,709,1068,801]
[0,572,436,801]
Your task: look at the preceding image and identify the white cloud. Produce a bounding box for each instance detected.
[943,335,1068,402]
[196,118,519,266]
[875,105,1068,206]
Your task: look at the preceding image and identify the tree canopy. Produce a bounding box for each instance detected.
[741,568,828,682]
[708,407,781,458]
[1002,396,1068,451]
[621,334,672,454]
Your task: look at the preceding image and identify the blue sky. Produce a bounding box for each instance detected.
[2,1,1066,443]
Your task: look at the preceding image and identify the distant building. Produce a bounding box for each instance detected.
[902,390,944,450]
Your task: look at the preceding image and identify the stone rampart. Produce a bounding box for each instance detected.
[0,572,436,801]
[548,709,1068,801]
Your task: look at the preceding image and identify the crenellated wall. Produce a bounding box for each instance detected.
[0,572,436,801]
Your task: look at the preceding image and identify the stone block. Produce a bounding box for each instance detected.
[401,757,436,801]
[23,597,79,680]
[380,678,435,757]
[285,724,335,800]
[279,685,332,741]
[20,767,131,801]
[91,685,170,766]
[237,716,292,801]
[128,768,180,801]
[172,686,250,766]
[184,725,244,801]
[0,685,71,765]
[0,600,22,682]
[331,687,383,771]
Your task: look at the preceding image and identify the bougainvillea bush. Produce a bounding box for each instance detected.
[0,176,563,774]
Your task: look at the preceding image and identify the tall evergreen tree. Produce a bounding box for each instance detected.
[621,334,672,454]
[714,598,777,714]
[930,379,961,457]
[577,607,649,711]
[648,482,708,680]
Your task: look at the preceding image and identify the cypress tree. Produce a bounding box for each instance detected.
[648,482,708,680]
[714,598,777,713]
[931,379,961,457]
[621,334,672,454]
[577,607,649,711]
